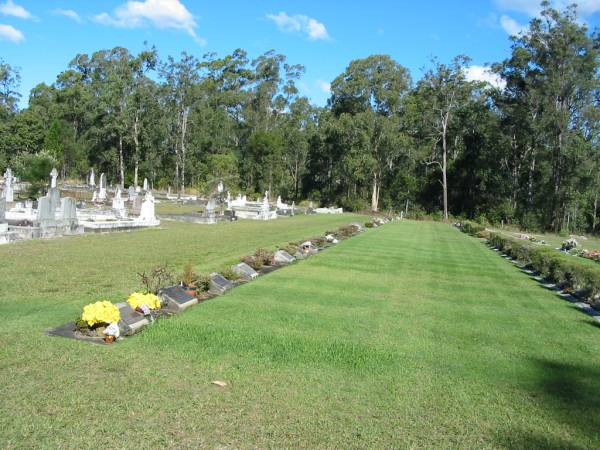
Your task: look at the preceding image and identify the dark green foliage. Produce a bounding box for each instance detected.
[487,232,600,304]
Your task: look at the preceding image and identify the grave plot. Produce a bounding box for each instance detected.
[46,220,375,344]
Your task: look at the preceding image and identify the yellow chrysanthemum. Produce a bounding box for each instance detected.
[127,292,161,310]
[81,300,121,327]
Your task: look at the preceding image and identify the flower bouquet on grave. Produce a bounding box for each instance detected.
[76,300,121,340]
[127,292,162,315]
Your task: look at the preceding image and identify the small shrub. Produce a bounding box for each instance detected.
[220,265,239,281]
[137,264,175,294]
[364,222,374,228]
[196,274,211,292]
[254,248,274,266]
[180,262,198,287]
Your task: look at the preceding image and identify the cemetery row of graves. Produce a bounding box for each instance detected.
[457,221,600,323]
[48,217,392,344]
[0,166,346,246]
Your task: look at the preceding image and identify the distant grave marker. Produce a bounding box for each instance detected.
[274,250,295,265]
[210,273,233,294]
[232,262,258,280]
[115,302,149,333]
[159,285,198,312]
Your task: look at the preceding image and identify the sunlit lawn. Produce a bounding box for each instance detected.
[1,219,598,448]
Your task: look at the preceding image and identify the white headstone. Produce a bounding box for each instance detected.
[3,168,14,203]
[226,192,232,209]
[143,178,149,191]
[89,168,96,187]
[139,191,156,222]
[98,173,107,201]
[217,181,224,194]
[50,168,58,189]
[112,188,126,217]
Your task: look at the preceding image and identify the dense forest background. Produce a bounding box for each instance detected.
[0,3,598,232]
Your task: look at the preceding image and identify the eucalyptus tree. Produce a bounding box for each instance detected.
[495,1,600,230]
[329,55,412,211]
[415,55,474,220]
[160,52,201,195]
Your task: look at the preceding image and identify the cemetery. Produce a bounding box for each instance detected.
[1,1,599,448]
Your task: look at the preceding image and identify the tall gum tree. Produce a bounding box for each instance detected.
[329,55,412,212]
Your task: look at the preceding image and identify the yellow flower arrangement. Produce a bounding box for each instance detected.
[127,292,161,310]
[81,301,121,327]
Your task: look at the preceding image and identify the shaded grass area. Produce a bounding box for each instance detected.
[1,220,599,448]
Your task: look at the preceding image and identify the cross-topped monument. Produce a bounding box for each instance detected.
[50,168,58,189]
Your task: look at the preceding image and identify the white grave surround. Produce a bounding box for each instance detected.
[314,207,343,214]
[229,193,277,220]
[78,191,159,231]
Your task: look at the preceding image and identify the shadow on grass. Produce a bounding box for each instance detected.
[497,358,600,449]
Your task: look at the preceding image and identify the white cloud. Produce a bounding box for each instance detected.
[94,0,204,43]
[54,9,82,24]
[465,65,506,89]
[495,0,600,17]
[500,14,527,35]
[0,23,24,42]
[316,79,331,94]
[0,0,35,20]
[266,12,330,40]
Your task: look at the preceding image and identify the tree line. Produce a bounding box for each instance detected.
[0,2,598,232]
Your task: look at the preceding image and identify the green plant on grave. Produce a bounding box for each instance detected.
[196,274,212,292]
[254,248,274,267]
[364,222,374,228]
[220,265,240,282]
[181,262,199,288]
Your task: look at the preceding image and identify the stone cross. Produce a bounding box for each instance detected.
[50,168,58,189]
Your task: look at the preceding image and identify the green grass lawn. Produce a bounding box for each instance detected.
[1,220,599,448]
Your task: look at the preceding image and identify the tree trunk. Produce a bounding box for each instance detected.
[527,148,536,207]
[133,112,140,188]
[371,172,379,212]
[442,118,449,221]
[118,134,125,188]
[593,191,598,232]
[180,108,188,196]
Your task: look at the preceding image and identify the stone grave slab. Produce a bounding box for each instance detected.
[46,322,108,345]
[274,250,295,265]
[210,273,234,294]
[159,285,198,312]
[232,262,258,280]
[115,302,150,333]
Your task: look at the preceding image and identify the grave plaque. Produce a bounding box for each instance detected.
[274,250,296,265]
[232,262,258,280]
[159,285,198,312]
[210,273,233,294]
[115,302,149,333]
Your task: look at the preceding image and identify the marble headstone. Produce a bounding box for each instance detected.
[209,273,233,294]
[3,167,14,202]
[0,197,5,222]
[274,250,296,265]
[36,196,55,228]
[115,302,150,333]
[159,285,198,312]
[232,262,258,280]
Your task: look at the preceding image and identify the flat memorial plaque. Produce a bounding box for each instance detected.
[274,250,295,265]
[115,302,149,333]
[232,262,258,280]
[210,273,233,294]
[159,285,198,312]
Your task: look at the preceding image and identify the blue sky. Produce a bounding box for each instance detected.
[1,0,598,108]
